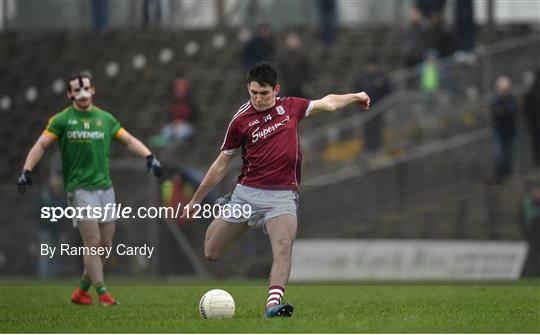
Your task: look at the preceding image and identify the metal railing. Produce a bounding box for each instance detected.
[300,32,540,182]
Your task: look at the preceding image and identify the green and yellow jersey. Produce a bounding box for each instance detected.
[44,105,125,192]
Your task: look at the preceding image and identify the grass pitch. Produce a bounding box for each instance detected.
[1,280,539,333]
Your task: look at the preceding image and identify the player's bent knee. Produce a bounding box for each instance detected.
[204,247,221,262]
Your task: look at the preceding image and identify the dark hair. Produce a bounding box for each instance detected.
[66,72,93,92]
[246,62,278,88]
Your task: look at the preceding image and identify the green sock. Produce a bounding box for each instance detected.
[95,282,107,296]
[79,275,91,292]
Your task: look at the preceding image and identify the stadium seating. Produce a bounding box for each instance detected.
[1,24,538,276]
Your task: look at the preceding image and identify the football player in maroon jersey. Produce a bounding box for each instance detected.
[182,62,369,317]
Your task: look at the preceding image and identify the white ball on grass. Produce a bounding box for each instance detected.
[199,289,235,319]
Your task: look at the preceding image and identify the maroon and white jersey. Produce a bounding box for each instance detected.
[221,97,314,191]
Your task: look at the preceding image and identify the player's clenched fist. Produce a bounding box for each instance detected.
[17,169,32,194]
[146,154,162,177]
[357,92,370,110]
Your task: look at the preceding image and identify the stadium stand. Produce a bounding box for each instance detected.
[1,24,538,276]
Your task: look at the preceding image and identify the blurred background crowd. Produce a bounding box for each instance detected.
[0,0,539,280]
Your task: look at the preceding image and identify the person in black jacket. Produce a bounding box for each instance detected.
[404,7,428,69]
[243,23,276,71]
[524,69,540,167]
[353,57,391,152]
[278,33,311,98]
[490,76,518,184]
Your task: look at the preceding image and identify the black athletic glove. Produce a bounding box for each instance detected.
[146,154,162,177]
[17,169,32,194]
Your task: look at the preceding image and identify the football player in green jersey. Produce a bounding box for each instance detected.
[17,73,162,306]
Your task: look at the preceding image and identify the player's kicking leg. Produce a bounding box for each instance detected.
[204,217,249,261]
[264,213,297,318]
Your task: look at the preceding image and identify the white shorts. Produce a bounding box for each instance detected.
[220,184,299,229]
[67,187,116,227]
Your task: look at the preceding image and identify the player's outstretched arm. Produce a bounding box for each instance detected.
[181,152,236,220]
[18,134,56,194]
[311,92,370,115]
[117,130,162,177]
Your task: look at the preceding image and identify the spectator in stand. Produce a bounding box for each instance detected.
[521,184,540,276]
[277,33,311,98]
[490,76,518,184]
[354,57,391,104]
[353,56,391,152]
[420,49,441,93]
[454,0,476,64]
[404,6,428,69]
[425,10,454,58]
[168,78,196,141]
[415,0,454,58]
[317,0,337,47]
[416,0,446,20]
[524,69,540,167]
[419,49,446,114]
[153,78,196,147]
[91,0,109,31]
[243,22,275,71]
[143,0,162,29]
